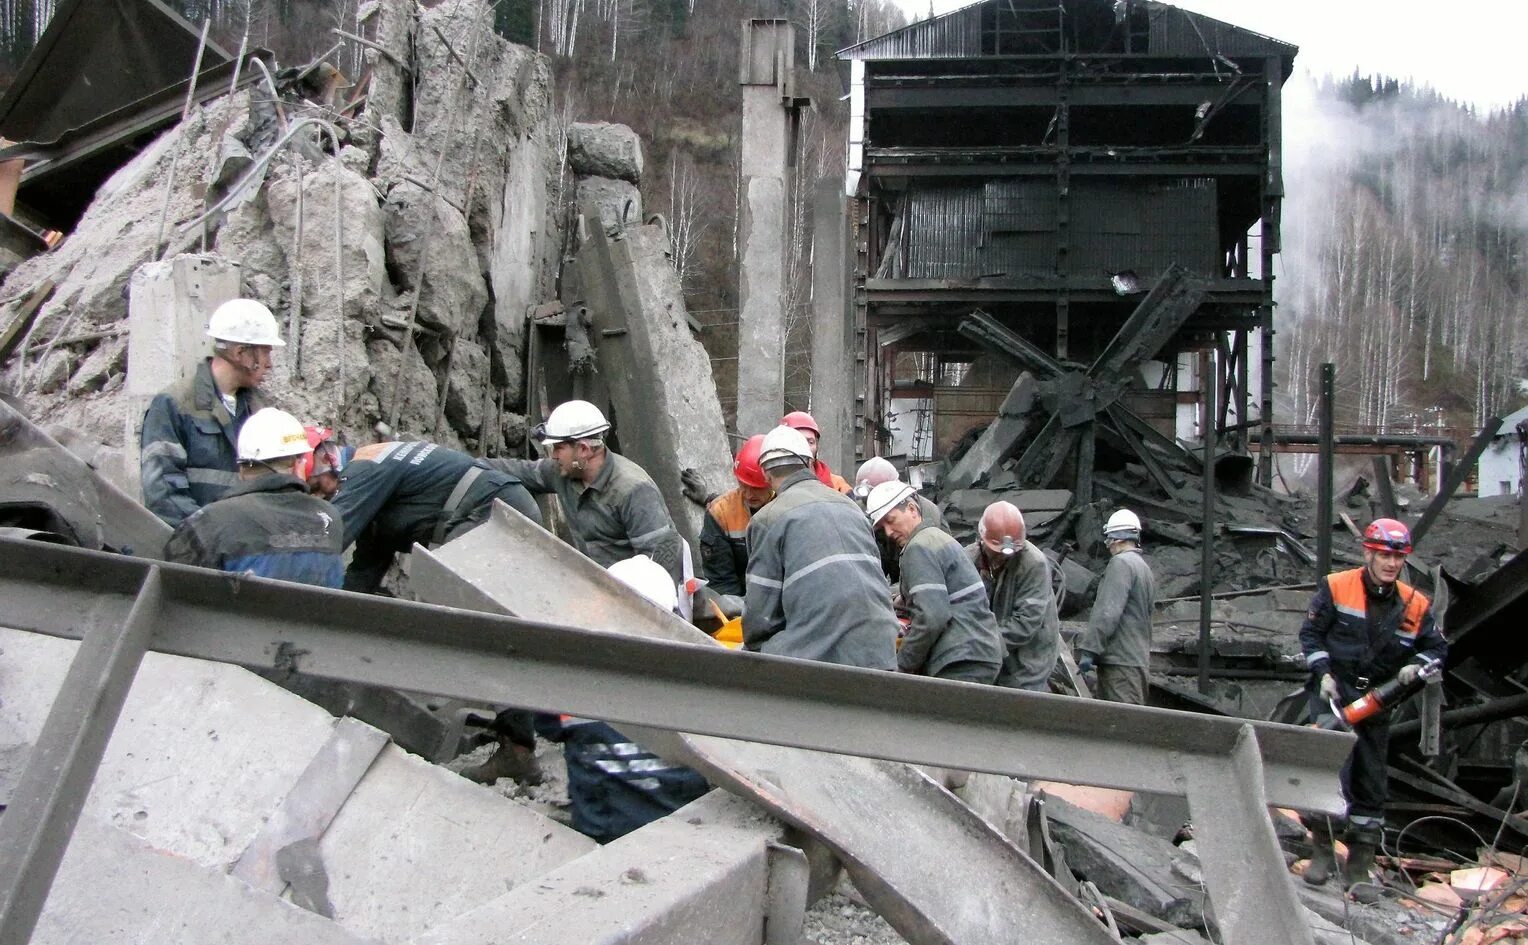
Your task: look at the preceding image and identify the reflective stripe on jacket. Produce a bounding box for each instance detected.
[163,473,343,587]
[1299,568,1445,683]
[140,359,266,527]
[896,521,1003,680]
[742,469,899,669]
[700,488,752,596]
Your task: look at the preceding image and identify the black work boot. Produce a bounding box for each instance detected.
[1343,837,1380,903]
[1303,820,1339,887]
[462,736,545,786]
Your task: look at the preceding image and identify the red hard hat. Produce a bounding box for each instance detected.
[978,501,1027,556]
[1362,517,1412,554]
[293,425,341,481]
[733,434,769,489]
[780,410,820,437]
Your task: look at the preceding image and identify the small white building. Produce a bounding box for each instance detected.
[1478,404,1528,497]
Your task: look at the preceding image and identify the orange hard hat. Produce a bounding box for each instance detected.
[293,425,343,481]
[733,434,769,489]
[978,501,1027,556]
[780,410,820,437]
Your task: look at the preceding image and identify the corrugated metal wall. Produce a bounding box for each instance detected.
[899,178,1218,279]
[839,5,984,59]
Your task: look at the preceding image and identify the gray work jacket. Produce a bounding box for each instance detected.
[1078,548,1157,668]
[742,469,898,670]
[897,522,1003,681]
[490,451,683,582]
[140,359,266,526]
[967,540,1060,690]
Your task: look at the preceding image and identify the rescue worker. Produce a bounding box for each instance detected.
[311,437,542,594]
[1075,508,1156,705]
[536,555,711,843]
[1299,518,1445,900]
[780,410,852,494]
[141,298,282,526]
[164,407,343,585]
[742,425,899,669]
[852,455,942,582]
[698,434,771,596]
[867,481,1003,684]
[967,501,1060,692]
[485,399,683,583]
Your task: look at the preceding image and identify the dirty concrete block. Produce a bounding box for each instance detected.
[944,373,1039,491]
[500,411,528,452]
[383,180,487,337]
[940,488,1001,529]
[954,773,1031,852]
[66,338,127,395]
[320,745,594,943]
[1044,795,1208,930]
[485,136,558,408]
[575,175,642,235]
[1275,589,1314,612]
[365,338,444,440]
[444,337,491,436]
[573,220,732,546]
[567,121,644,183]
[260,304,373,432]
[32,814,373,945]
[30,349,72,393]
[358,0,414,146]
[265,159,388,326]
[0,628,339,869]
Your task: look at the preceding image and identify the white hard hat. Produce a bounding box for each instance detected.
[865,480,916,527]
[237,408,311,462]
[207,298,285,347]
[853,456,899,498]
[757,424,812,471]
[1103,508,1142,541]
[608,555,678,613]
[537,399,610,446]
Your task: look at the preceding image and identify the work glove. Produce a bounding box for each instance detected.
[680,468,715,507]
[1397,664,1422,686]
[1318,673,1340,702]
[1076,652,1096,677]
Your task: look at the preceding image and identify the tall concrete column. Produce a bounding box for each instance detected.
[124,253,241,494]
[736,19,797,436]
[808,180,853,476]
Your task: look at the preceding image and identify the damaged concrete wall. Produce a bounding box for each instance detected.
[0,0,562,473]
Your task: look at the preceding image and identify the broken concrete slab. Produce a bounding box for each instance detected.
[383,179,487,337]
[1043,794,1209,931]
[566,121,644,183]
[575,175,642,235]
[570,214,732,546]
[944,372,1038,491]
[32,813,378,945]
[409,791,783,945]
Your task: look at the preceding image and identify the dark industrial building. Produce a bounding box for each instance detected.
[837,0,1294,486]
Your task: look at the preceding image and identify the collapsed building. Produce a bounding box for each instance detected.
[1,1,1527,944]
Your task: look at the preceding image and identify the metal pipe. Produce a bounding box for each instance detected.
[1198,355,1216,694]
[1316,363,1334,577]
[1390,692,1528,738]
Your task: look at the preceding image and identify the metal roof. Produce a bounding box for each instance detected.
[837,0,1297,63]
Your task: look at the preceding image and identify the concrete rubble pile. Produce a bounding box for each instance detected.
[0,0,564,481]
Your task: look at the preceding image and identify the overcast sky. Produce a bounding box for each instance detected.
[892,0,1528,112]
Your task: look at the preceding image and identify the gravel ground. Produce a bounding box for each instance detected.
[803,892,907,945]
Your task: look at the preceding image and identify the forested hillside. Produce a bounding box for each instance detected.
[1278,75,1527,432]
[3,4,1524,431]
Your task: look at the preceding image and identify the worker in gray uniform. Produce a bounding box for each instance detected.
[1075,508,1157,705]
[484,399,683,583]
[867,481,1003,684]
[742,425,899,669]
[140,298,281,526]
[311,437,542,593]
[966,501,1060,692]
[165,408,343,587]
[852,456,942,582]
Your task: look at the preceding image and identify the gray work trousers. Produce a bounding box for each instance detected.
[1097,665,1148,705]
